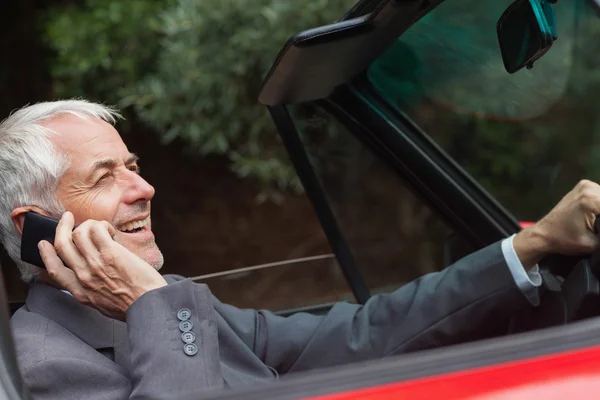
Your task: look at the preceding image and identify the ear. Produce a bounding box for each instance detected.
[10,206,49,236]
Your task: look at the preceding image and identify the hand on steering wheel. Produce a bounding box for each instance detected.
[509,180,600,332]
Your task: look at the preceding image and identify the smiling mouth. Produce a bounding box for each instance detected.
[117,217,149,234]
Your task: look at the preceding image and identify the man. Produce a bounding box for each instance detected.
[2,99,599,399]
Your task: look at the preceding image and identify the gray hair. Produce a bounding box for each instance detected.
[0,99,121,282]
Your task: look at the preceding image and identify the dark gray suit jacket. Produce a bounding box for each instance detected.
[10,241,532,399]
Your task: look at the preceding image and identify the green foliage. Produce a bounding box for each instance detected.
[44,0,355,195]
[123,0,354,193]
[44,0,174,103]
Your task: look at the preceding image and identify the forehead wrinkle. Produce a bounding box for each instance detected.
[82,135,101,146]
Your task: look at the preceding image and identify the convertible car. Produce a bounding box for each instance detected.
[2,0,600,398]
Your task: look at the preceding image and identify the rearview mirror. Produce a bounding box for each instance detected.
[497,0,558,74]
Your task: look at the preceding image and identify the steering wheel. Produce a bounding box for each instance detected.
[508,219,600,333]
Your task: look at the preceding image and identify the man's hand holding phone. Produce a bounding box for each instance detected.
[37,211,167,321]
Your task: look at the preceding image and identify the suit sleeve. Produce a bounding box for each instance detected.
[214,241,535,374]
[125,280,224,398]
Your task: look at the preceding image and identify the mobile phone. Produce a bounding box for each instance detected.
[20,212,60,269]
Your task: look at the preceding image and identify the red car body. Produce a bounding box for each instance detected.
[308,345,600,400]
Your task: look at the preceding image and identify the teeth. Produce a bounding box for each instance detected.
[119,217,148,232]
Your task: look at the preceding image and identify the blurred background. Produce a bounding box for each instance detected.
[2,0,600,314]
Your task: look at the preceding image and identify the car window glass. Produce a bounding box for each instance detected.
[290,103,452,294]
[196,255,354,311]
[367,0,600,222]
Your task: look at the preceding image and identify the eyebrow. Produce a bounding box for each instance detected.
[87,153,140,180]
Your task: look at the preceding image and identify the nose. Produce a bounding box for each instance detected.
[123,170,155,204]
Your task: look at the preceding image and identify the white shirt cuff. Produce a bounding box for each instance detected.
[501,234,541,306]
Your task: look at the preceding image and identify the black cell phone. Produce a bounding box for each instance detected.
[20,212,60,269]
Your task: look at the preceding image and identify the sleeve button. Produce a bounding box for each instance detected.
[179,320,193,332]
[177,308,191,321]
[181,331,196,344]
[183,343,198,356]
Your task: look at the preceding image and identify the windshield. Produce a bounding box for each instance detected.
[368,0,600,222]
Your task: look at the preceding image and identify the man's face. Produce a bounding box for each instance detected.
[46,115,163,269]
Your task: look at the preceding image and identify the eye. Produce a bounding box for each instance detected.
[128,165,141,174]
[95,173,111,185]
